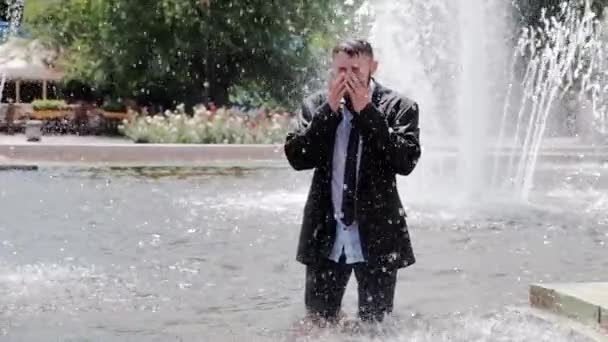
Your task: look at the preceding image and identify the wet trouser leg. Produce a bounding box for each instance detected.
[304,257,352,322]
[305,257,398,323]
[354,263,397,322]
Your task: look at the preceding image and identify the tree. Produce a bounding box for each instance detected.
[26,0,365,110]
[1,0,24,28]
[514,0,608,28]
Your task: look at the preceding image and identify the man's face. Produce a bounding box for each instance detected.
[330,51,378,87]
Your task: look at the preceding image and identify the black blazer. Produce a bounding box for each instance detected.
[284,81,421,270]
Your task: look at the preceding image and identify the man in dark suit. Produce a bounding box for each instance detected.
[284,39,422,324]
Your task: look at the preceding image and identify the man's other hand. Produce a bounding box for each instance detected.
[346,72,370,113]
[328,72,347,113]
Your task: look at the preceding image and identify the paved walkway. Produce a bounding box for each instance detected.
[0,134,287,167]
[0,134,132,145]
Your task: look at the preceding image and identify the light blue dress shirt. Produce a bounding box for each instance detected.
[328,81,375,264]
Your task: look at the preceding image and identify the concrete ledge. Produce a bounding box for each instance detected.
[1,133,608,168]
[530,282,608,332]
[2,142,608,166]
[0,164,38,171]
[0,143,286,165]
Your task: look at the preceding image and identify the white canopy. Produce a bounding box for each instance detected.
[0,38,63,81]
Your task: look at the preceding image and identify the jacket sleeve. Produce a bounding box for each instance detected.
[352,100,421,175]
[284,98,340,171]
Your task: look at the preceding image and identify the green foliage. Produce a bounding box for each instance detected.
[31,99,69,111]
[1,0,25,39]
[25,0,367,109]
[0,1,14,22]
[514,0,608,28]
[119,105,293,144]
[102,100,126,112]
[229,83,284,112]
[23,0,60,21]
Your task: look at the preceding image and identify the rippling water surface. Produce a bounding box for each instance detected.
[0,163,606,341]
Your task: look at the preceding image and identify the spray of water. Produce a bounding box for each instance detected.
[366,0,608,202]
[366,0,511,201]
[492,0,608,200]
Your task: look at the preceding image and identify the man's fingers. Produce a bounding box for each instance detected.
[340,77,352,93]
[337,79,348,89]
[345,81,356,96]
[329,81,348,103]
[335,83,346,98]
[345,72,354,86]
[350,74,364,88]
[331,74,346,92]
[346,78,359,94]
[358,77,366,89]
[335,73,346,85]
[347,72,358,84]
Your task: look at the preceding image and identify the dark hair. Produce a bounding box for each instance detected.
[332,39,374,58]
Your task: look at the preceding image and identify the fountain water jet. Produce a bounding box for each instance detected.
[366,0,608,203]
[456,0,491,196]
[494,0,608,200]
[367,0,512,203]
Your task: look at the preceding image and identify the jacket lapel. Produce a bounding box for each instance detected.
[356,79,385,202]
[370,79,385,108]
[323,81,385,219]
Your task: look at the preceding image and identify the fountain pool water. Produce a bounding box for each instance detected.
[0,163,606,341]
[0,0,606,341]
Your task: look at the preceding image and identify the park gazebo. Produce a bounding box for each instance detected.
[0,38,63,103]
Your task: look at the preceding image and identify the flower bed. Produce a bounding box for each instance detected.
[119,104,295,144]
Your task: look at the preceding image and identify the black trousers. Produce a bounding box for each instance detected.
[304,256,397,323]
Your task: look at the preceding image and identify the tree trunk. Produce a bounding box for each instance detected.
[209,83,229,107]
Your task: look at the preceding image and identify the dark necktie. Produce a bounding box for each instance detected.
[342,120,359,226]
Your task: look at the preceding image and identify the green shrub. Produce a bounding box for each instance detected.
[229,84,284,112]
[31,99,70,111]
[102,100,126,112]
